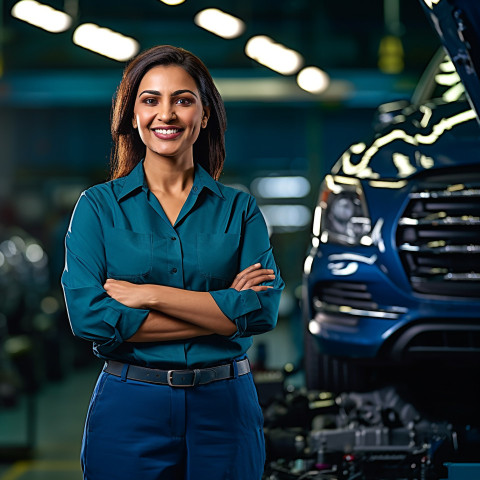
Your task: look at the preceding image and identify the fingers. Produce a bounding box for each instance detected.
[230,263,262,289]
[236,272,275,291]
[103,278,132,295]
[230,263,276,291]
[104,278,119,288]
[249,285,273,292]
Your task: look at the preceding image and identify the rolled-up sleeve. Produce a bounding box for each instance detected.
[61,192,149,353]
[209,196,284,338]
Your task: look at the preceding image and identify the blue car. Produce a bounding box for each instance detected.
[303,0,480,392]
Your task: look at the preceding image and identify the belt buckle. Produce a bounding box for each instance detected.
[167,369,196,387]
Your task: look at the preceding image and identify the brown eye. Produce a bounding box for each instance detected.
[176,98,193,106]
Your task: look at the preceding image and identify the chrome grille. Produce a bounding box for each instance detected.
[314,281,377,311]
[312,282,406,320]
[396,172,480,299]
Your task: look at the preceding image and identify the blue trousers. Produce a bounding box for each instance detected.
[81,364,266,479]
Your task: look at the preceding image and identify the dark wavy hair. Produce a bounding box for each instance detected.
[110,45,227,180]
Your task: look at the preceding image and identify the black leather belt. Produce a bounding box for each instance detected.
[103,358,250,387]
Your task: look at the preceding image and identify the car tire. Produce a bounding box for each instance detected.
[304,330,323,391]
[304,332,369,393]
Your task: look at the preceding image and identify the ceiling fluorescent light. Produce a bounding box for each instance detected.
[259,205,311,228]
[11,0,72,33]
[251,176,311,199]
[159,0,185,5]
[73,23,139,62]
[297,66,330,94]
[245,36,303,75]
[194,8,245,39]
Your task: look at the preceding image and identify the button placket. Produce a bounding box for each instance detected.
[168,230,182,285]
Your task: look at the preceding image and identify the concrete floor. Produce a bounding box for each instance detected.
[0,362,102,480]
[0,318,302,480]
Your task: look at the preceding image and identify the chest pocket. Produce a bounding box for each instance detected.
[197,233,241,285]
[104,227,152,279]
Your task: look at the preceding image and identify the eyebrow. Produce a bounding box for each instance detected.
[138,89,198,98]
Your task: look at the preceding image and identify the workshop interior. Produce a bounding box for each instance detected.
[1,0,480,479]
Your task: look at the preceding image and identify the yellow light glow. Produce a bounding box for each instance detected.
[435,72,461,86]
[447,184,465,192]
[392,153,417,177]
[423,0,442,9]
[368,180,407,189]
[350,142,367,155]
[331,175,359,186]
[442,83,464,103]
[418,154,434,169]
[159,0,185,5]
[11,0,72,33]
[439,58,455,73]
[419,105,432,128]
[341,109,476,178]
[312,206,322,237]
[245,36,303,75]
[297,66,329,94]
[73,23,139,62]
[194,8,245,39]
[378,35,404,74]
[304,254,314,275]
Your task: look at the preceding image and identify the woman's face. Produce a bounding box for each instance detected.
[132,65,209,164]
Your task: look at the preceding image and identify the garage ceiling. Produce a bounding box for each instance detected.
[2,0,440,72]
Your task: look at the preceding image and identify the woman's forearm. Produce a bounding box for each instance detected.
[104,265,274,338]
[144,286,237,336]
[126,310,214,342]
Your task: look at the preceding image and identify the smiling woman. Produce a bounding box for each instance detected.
[132,65,209,170]
[61,45,284,480]
[110,46,226,181]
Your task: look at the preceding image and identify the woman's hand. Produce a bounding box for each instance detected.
[104,279,151,309]
[105,263,275,309]
[230,263,275,292]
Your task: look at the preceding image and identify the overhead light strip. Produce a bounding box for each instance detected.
[297,66,330,94]
[245,35,304,75]
[251,176,311,199]
[11,0,329,97]
[11,0,72,33]
[159,0,185,5]
[73,23,139,62]
[194,8,245,39]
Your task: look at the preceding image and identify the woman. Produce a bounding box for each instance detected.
[61,45,284,480]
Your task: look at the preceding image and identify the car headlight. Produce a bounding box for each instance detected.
[312,175,372,246]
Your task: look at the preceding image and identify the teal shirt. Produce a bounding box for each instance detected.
[61,161,284,368]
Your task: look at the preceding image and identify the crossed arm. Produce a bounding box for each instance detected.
[103,263,275,342]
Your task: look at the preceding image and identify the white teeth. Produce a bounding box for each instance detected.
[154,128,179,134]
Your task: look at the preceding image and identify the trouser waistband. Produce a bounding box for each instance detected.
[103,358,250,387]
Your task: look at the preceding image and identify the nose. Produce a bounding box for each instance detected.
[156,103,176,123]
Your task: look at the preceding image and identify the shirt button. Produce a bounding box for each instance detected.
[193,186,198,192]
[171,236,177,241]
[172,268,177,274]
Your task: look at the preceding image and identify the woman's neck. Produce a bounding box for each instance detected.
[143,155,195,195]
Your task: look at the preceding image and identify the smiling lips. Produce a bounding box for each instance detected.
[152,127,183,139]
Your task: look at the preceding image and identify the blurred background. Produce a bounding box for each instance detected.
[0,0,447,478]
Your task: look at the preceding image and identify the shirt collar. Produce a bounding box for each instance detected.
[117,160,224,201]
[117,160,146,200]
[193,163,224,199]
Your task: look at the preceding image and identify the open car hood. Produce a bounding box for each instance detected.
[420,0,480,121]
